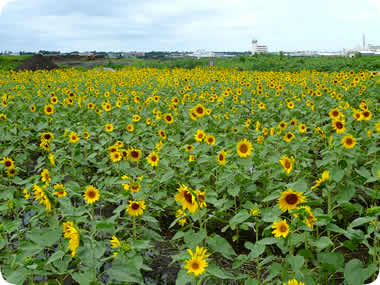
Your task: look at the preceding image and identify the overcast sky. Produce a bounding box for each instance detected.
[0,0,380,52]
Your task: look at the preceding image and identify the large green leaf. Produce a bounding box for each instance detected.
[207,234,236,260]
[344,259,378,285]
[229,210,250,230]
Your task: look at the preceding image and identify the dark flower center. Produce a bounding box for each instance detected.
[184,191,193,204]
[88,190,96,198]
[284,160,291,169]
[285,193,298,205]
[191,261,200,270]
[131,203,140,210]
[239,143,248,153]
[5,161,12,167]
[346,138,353,145]
[131,151,139,158]
[279,225,287,232]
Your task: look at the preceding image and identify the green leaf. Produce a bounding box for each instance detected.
[207,234,236,260]
[232,254,249,269]
[331,166,344,182]
[46,250,65,265]
[4,267,28,285]
[160,169,174,183]
[72,271,92,285]
[227,185,240,197]
[245,242,265,258]
[344,259,378,285]
[257,237,278,245]
[262,191,280,202]
[207,264,236,279]
[229,210,250,230]
[350,217,374,228]
[26,227,60,247]
[286,255,304,272]
[309,236,333,250]
[184,229,207,249]
[244,278,259,285]
[176,268,194,285]
[288,179,308,192]
[336,184,355,203]
[107,262,143,284]
[355,167,371,179]
[317,252,344,272]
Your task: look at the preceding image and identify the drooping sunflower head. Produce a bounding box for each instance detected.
[158,129,167,140]
[236,139,253,158]
[175,184,198,213]
[278,189,306,212]
[83,185,100,204]
[280,156,294,175]
[53,184,67,198]
[217,150,227,165]
[41,169,51,182]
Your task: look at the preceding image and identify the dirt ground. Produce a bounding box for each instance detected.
[52,58,132,68]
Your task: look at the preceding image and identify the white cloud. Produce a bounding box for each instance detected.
[0,0,15,15]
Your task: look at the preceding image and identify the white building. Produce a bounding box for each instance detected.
[252,39,268,55]
[189,50,215,59]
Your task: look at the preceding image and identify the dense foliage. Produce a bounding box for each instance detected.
[0,67,379,284]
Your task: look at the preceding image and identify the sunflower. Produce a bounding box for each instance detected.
[283,279,305,285]
[110,151,122,163]
[294,206,317,229]
[127,124,134,132]
[146,151,159,167]
[341,135,356,149]
[6,168,17,177]
[175,184,198,213]
[40,140,51,152]
[164,113,174,124]
[44,104,54,115]
[129,182,141,193]
[53,184,67,198]
[105,123,114,133]
[205,135,216,145]
[278,189,306,212]
[132,114,141,122]
[189,155,195,162]
[30,104,36,112]
[194,129,206,142]
[217,150,227,165]
[32,184,51,211]
[185,144,194,152]
[69,132,80,143]
[83,185,100,204]
[87,102,95,109]
[361,110,372,121]
[298,123,307,133]
[352,110,363,121]
[23,188,30,199]
[329,108,341,120]
[196,190,207,208]
[126,200,146,216]
[158,129,167,140]
[271,220,289,238]
[83,131,90,139]
[184,246,210,277]
[41,169,51,183]
[1,157,15,169]
[110,235,121,248]
[41,132,54,143]
[332,120,345,134]
[284,132,295,143]
[62,221,80,257]
[280,156,295,175]
[176,209,187,226]
[279,121,288,130]
[193,104,206,118]
[311,170,329,190]
[376,121,380,134]
[287,101,295,109]
[236,139,253,158]
[0,113,6,121]
[128,148,142,162]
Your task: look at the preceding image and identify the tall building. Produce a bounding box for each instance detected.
[252,39,268,55]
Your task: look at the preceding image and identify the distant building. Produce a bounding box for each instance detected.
[189,50,215,59]
[252,39,268,55]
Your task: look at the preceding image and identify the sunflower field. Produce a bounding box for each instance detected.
[0,67,379,285]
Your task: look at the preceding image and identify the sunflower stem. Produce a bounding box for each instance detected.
[132,216,136,239]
